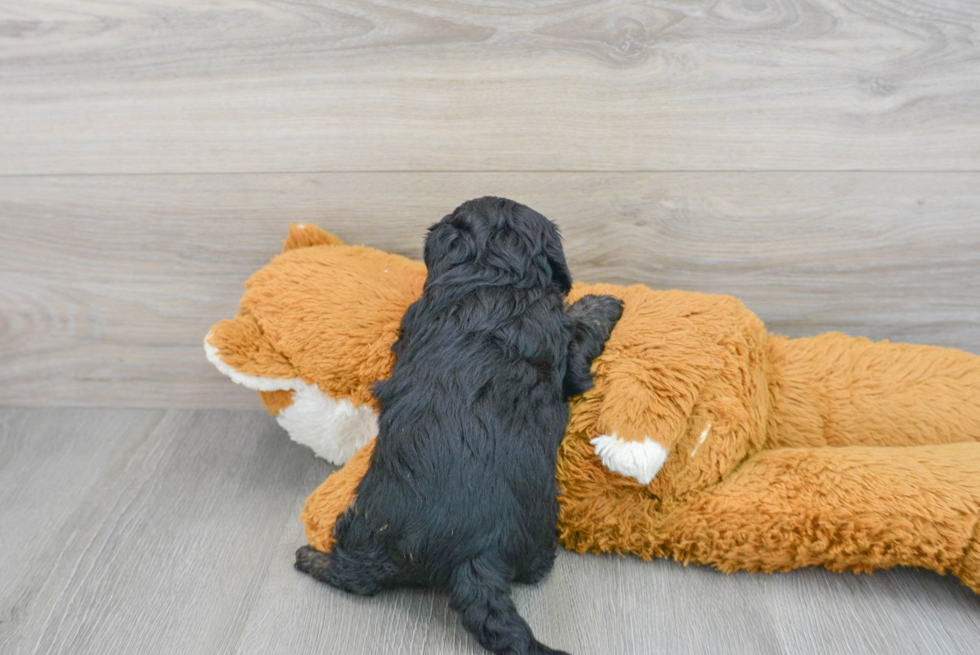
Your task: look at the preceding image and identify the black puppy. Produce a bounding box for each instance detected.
[296,197,622,655]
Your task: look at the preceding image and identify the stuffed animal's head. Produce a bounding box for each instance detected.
[204,223,426,464]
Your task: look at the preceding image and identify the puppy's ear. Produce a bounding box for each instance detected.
[541,227,572,295]
[424,220,476,273]
[423,221,451,270]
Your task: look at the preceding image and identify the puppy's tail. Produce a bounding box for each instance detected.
[449,558,569,655]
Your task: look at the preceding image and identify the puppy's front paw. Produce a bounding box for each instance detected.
[589,294,624,326]
[569,294,624,335]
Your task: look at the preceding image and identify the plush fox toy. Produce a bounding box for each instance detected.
[206,223,980,593]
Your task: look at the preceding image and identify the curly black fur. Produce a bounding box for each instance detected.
[295,197,623,655]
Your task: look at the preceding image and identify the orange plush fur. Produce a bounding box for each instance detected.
[206,224,980,593]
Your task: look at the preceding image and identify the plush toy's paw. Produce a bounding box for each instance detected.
[590,433,669,485]
[295,545,331,580]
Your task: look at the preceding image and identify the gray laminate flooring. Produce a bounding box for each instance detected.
[2,408,979,655]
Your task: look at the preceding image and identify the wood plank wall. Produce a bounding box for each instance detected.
[1,0,978,409]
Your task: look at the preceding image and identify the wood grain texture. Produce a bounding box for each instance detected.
[1,172,978,409]
[2,0,979,174]
[2,408,980,654]
[0,409,316,655]
[0,407,167,652]
[764,567,980,654]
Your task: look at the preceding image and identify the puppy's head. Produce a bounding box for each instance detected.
[423,196,572,294]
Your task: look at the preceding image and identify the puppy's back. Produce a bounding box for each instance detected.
[363,284,569,565]
[334,197,580,655]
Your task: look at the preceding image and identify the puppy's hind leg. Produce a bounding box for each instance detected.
[514,546,558,585]
[295,510,402,596]
[294,545,333,582]
[449,557,569,655]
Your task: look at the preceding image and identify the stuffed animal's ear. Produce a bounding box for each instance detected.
[204,315,300,416]
[283,223,344,252]
[205,313,296,380]
[300,438,376,552]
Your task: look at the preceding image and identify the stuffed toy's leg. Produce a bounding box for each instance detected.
[560,440,980,592]
[300,440,375,553]
[631,443,980,593]
[768,332,980,448]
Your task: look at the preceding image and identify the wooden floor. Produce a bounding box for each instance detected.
[1,407,978,655]
[3,0,980,653]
